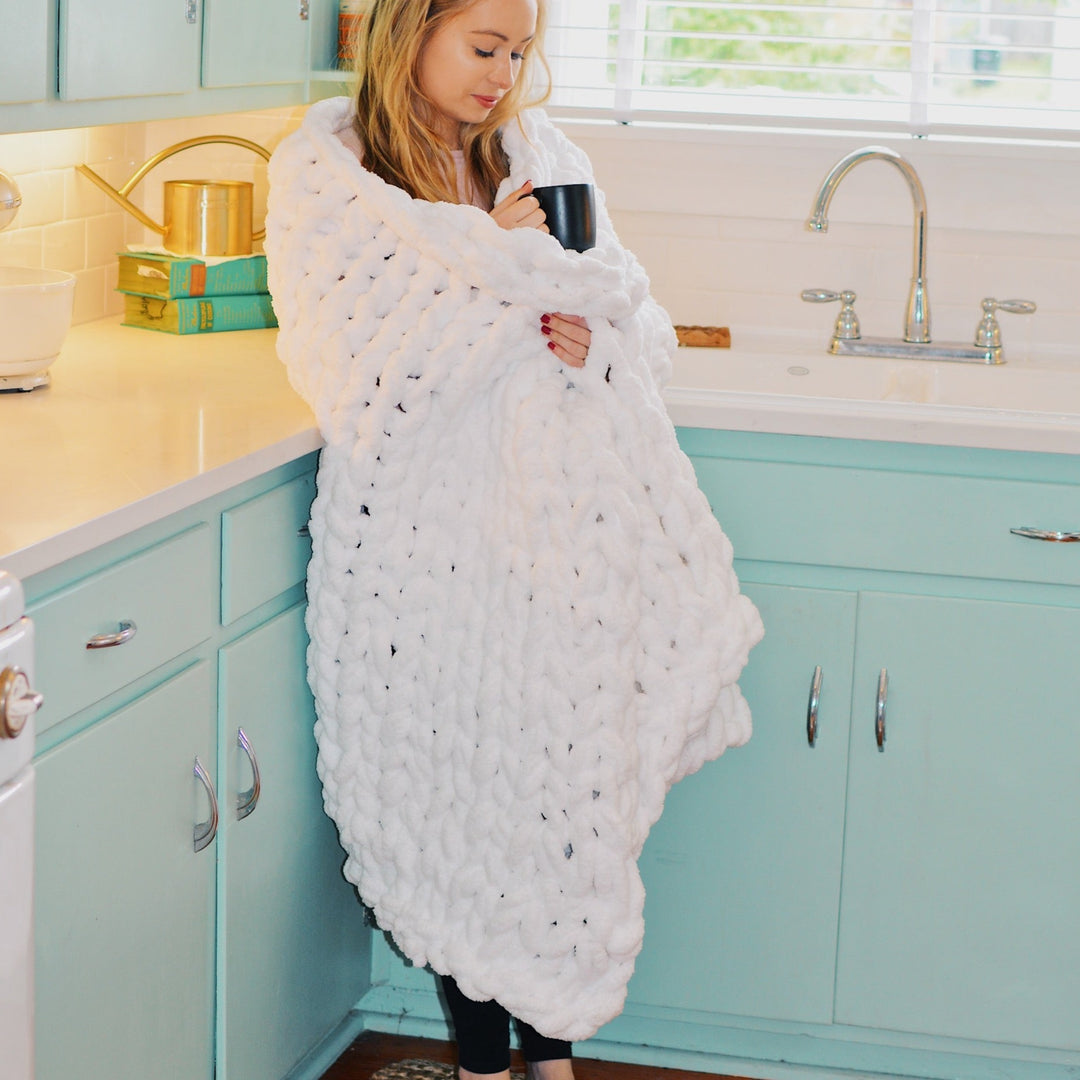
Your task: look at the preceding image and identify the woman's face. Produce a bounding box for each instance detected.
[417,0,538,148]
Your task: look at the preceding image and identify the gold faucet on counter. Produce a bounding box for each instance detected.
[802,145,1035,365]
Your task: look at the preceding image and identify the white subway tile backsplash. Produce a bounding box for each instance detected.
[86,213,126,269]
[72,266,108,325]
[84,125,128,168]
[15,170,65,228]
[38,129,86,172]
[42,219,85,271]
[0,228,42,269]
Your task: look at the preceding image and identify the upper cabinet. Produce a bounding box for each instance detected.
[202,0,311,88]
[0,0,334,132]
[59,0,201,101]
[0,4,50,104]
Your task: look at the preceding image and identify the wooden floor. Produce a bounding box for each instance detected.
[320,1032,753,1080]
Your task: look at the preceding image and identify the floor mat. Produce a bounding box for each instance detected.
[371,1061,525,1080]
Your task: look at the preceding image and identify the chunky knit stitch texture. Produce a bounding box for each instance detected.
[266,97,763,1041]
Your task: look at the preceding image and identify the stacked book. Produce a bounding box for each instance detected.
[117,251,277,334]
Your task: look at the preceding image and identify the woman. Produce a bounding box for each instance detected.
[265,1,762,1078]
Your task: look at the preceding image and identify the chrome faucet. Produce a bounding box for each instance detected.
[807,146,929,344]
[803,145,1035,365]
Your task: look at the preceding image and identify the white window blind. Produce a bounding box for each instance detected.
[544,1,1080,141]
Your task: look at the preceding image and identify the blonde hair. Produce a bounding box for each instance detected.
[351,0,550,205]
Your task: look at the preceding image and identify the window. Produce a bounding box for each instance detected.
[544,1,1080,141]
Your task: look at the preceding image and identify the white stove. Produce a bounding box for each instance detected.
[0,570,42,1080]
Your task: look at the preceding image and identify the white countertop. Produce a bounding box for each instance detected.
[3,316,1078,580]
[2,317,320,580]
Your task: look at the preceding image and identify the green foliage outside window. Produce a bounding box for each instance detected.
[603,1,1063,108]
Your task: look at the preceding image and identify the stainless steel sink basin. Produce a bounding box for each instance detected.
[0,267,77,392]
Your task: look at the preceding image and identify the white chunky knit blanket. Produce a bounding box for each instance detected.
[266,97,763,1041]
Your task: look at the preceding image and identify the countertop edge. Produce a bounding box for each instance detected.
[2,428,323,582]
[663,388,1080,457]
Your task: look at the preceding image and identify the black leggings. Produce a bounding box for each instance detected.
[440,975,572,1074]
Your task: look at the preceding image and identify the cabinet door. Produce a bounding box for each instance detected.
[59,0,200,101]
[202,0,310,88]
[0,4,50,104]
[220,603,370,1080]
[35,663,216,1080]
[628,583,857,1024]
[836,592,1080,1050]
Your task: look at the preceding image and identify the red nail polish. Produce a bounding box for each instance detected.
[541,325,551,336]
[540,313,551,324]
[547,341,557,352]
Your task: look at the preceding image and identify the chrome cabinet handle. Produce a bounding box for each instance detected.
[86,620,137,650]
[1010,526,1080,543]
[297,524,311,538]
[806,665,822,747]
[193,756,219,853]
[185,0,197,24]
[875,669,888,751]
[236,727,262,821]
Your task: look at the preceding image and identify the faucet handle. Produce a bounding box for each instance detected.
[975,297,1036,349]
[801,288,860,341]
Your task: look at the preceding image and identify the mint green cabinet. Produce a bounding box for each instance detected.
[605,430,1080,1079]
[836,591,1080,1052]
[60,0,310,100]
[630,582,856,1024]
[59,0,201,101]
[220,602,370,1080]
[34,663,216,1080]
[29,456,370,1080]
[3,0,329,131]
[1,4,50,103]
[203,0,311,88]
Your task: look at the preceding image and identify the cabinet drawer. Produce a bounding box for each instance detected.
[221,471,315,624]
[29,525,214,733]
[693,457,1080,587]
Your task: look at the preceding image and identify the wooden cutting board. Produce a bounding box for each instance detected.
[674,325,731,348]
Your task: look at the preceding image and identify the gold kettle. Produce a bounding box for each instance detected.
[77,135,272,257]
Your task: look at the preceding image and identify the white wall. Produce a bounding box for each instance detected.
[2,106,1078,362]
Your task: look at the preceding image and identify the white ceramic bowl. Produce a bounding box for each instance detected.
[0,266,77,389]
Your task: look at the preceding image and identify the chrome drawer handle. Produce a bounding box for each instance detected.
[875,668,888,752]
[86,620,137,650]
[236,727,262,821]
[807,665,822,747]
[1010,526,1080,543]
[297,524,311,538]
[193,756,219,853]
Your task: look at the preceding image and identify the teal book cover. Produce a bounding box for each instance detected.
[122,292,278,334]
[117,252,269,299]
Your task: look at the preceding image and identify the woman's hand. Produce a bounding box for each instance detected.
[542,313,590,368]
[490,180,549,233]
[488,183,589,367]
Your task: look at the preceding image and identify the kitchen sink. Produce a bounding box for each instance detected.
[0,267,76,392]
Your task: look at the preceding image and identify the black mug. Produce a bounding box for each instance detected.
[530,183,597,252]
